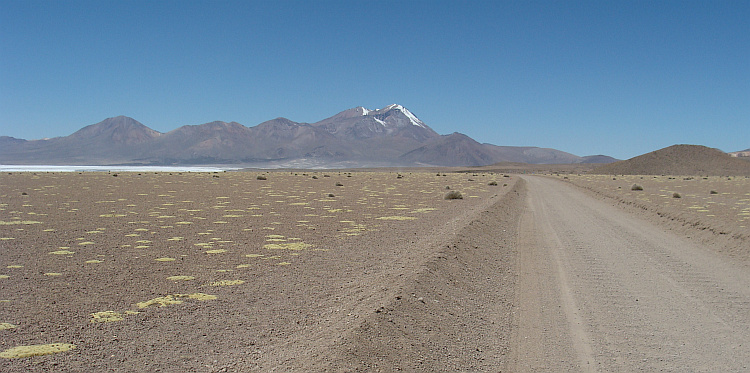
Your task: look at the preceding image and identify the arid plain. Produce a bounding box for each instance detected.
[2,169,749,371]
[1,171,520,371]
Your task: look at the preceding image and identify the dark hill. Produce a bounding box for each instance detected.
[592,144,750,176]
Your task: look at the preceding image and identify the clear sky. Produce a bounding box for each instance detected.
[1,0,748,160]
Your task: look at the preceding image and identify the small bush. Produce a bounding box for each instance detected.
[444,191,463,200]
[445,186,451,190]
[327,193,335,198]
[631,184,643,191]
[257,175,267,180]
[710,190,718,194]
[488,181,498,186]
[335,182,343,186]
[312,176,318,179]
[672,192,681,198]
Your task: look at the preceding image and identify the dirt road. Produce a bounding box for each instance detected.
[514,176,750,371]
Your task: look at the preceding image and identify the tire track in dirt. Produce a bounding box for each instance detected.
[514,175,750,371]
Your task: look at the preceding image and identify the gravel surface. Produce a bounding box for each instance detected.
[0,171,520,372]
[4,171,748,372]
[514,176,750,371]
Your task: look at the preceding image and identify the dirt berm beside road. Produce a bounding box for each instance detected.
[256,180,526,371]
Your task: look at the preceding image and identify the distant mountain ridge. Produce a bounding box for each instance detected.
[729,148,750,159]
[0,104,617,168]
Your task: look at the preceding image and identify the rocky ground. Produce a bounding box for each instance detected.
[3,169,748,372]
[0,170,521,371]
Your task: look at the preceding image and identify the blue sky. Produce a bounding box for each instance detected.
[1,0,748,160]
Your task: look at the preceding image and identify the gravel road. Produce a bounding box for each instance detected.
[513,176,750,372]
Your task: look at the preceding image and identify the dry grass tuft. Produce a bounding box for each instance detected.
[444,190,463,200]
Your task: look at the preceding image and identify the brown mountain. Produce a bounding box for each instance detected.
[0,105,616,167]
[67,115,162,145]
[399,133,498,167]
[592,144,750,176]
[0,116,162,164]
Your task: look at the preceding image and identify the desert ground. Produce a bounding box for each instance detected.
[558,174,750,261]
[1,171,519,371]
[2,170,749,371]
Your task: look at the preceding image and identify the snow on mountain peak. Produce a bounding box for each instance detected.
[348,104,427,128]
[382,104,425,128]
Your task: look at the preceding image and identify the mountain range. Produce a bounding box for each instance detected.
[1,104,617,168]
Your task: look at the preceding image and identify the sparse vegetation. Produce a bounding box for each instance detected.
[673,192,682,198]
[444,190,463,200]
[631,184,643,191]
[710,190,718,194]
[488,181,498,186]
[335,182,343,186]
[257,175,267,180]
[327,193,335,198]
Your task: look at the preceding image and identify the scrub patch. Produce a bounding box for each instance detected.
[0,343,77,359]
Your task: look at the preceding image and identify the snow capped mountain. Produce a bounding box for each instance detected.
[351,104,426,128]
[0,105,609,167]
[312,104,438,143]
[380,104,425,128]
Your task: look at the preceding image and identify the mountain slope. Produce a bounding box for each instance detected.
[0,116,162,164]
[579,155,618,164]
[399,133,499,167]
[592,144,750,176]
[313,104,439,142]
[0,105,611,167]
[67,116,162,145]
